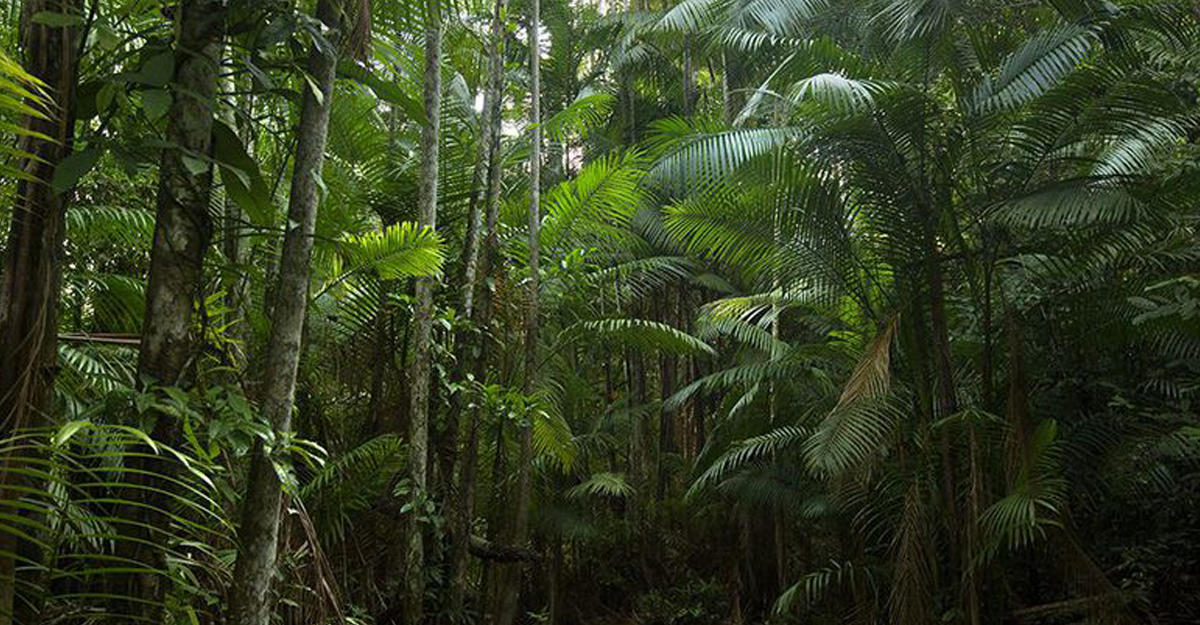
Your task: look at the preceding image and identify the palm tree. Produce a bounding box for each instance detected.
[659,1,1198,622]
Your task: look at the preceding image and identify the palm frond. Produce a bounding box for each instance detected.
[566,472,634,499]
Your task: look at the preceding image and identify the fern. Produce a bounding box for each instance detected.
[316,221,444,298]
[689,425,809,496]
[567,472,634,499]
[0,424,232,622]
[561,319,715,357]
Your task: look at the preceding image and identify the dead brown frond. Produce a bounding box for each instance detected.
[836,314,899,410]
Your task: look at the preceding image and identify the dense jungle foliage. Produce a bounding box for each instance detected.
[2,0,1200,624]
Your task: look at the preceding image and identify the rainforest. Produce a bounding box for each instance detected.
[1,0,1199,624]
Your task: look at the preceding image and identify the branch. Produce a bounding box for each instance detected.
[1010,592,1129,621]
[468,535,541,562]
[58,333,141,346]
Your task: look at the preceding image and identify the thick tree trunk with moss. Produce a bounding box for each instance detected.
[112,0,226,615]
[138,0,225,395]
[227,3,337,624]
[0,2,83,622]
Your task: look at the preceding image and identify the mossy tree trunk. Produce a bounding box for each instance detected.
[227,2,338,623]
[0,2,84,622]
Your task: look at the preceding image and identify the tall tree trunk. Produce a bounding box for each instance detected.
[227,2,338,623]
[221,71,253,358]
[138,0,225,395]
[405,0,441,621]
[445,0,507,615]
[115,0,226,614]
[0,3,83,622]
[656,288,678,500]
[493,6,541,623]
[721,50,734,124]
[547,536,563,625]
[682,42,695,116]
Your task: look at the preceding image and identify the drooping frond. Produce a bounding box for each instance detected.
[972,24,1098,115]
[979,420,1067,558]
[538,151,648,254]
[317,221,444,296]
[689,425,809,496]
[567,472,634,499]
[300,435,406,540]
[774,560,875,615]
[561,319,715,356]
[648,119,800,194]
[833,316,897,410]
[0,424,232,621]
[542,92,616,142]
[0,50,48,184]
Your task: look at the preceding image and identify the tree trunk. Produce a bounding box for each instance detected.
[721,51,734,124]
[493,6,541,623]
[221,71,253,358]
[445,0,507,615]
[682,41,695,116]
[405,0,442,621]
[0,3,83,622]
[547,537,562,625]
[657,287,678,500]
[138,0,226,393]
[114,0,226,615]
[227,2,337,623]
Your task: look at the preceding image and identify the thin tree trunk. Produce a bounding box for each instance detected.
[227,2,338,623]
[405,0,441,620]
[721,50,734,124]
[435,0,504,522]
[547,536,562,625]
[481,410,509,623]
[493,7,541,623]
[656,288,677,500]
[367,306,390,432]
[0,3,83,622]
[445,0,507,615]
[221,71,253,357]
[455,0,501,324]
[682,41,695,116]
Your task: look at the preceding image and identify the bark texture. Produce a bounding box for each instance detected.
[227,3,337,623]
[0,2,83,622]
[492,3,540,622]
[221,72,253,357]
[114,2,226,615]
[138,0,226,393]
[404,0,441,622]
[445,0,507,616]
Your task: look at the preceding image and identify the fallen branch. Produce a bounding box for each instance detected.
[1010,592,1129,622]
[58,332,141,346]
[468,535,541,562]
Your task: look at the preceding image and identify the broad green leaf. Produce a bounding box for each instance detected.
[338,61,426,125]
[137,51,175,87]
[140,88,171,120]
[96,82,117,113]
[181,154,209,176]
[51,148,101,193]
[213,120,273,223]
[31,11,85,27]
